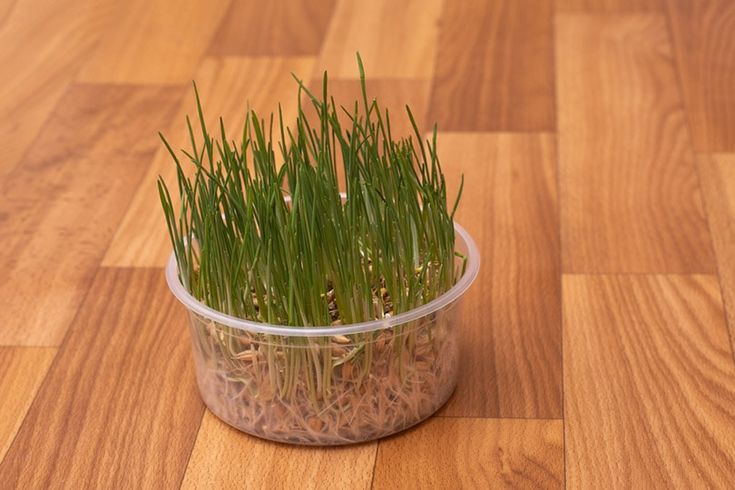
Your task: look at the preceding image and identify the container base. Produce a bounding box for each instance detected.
[201,380,458,446]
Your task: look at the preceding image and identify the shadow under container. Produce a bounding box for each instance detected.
[166,223,479,445]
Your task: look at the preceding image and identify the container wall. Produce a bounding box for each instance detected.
[186,300,462,445]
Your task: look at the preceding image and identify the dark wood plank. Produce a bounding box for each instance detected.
[373,418,564,489]
[0,84,182,346]
[0,268,206,488]
[666,0,735,151]
[436,133,562,418]
[209,0,335,55]
[697,154,735,354]
[556,14,715,273]
[0,347,55,462]
[563,274,735,488]
[428,0,555,131]
[181,412,376,488]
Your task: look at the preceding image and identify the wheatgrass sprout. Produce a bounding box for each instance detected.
[159,54,468,445]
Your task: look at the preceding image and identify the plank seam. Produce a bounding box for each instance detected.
[562,272,719,277]
[1,12,116,181]
[369,441,379,490]
[204,0,237,56]
[551,6,568,489]
[311,0,340,81]
[176,410,206,489]
[0,267,99,465]
[660,7,735,368]
[435,415,564,420]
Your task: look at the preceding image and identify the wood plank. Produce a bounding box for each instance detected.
[373,418,564,489]
[0,347,55,462]
[666,0,735,151]
[77,0,230,83]
[0,268,205,488]
[209,0,335,55]
[318,0,442,78]
[102,56,315,268]
[0,0,114,176]
[556,14,715,273]
[563,274,735,488]
[0,84,182,346]
[436,134,562,418]
[181,411,376,489]
[557,0,660,12]
[697,154,735,353]
[428,0,554,131]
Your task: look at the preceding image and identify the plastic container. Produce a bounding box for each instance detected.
[166,223,480,445]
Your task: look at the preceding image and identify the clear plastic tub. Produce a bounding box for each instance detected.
[166,223,480,445]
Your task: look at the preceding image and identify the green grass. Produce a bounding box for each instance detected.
[158,54,464,327]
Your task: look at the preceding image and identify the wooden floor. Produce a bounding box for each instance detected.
[1,0,734,488]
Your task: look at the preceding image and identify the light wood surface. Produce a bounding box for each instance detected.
[556,14,715,273]
[209,0,335,56]
[2,1,735,488]
[77,0,230,84]
[373,418,564,489]
[306,79,432,140]
[0,269,205,488]
[436,133,562,419]
[556,0,660,11]
[0,347,55,461]
[319,0,443,78]
[0,0,115,176]
[182,411,377,489]
[102,57,315,268]
[697,153,735,354]
[666,0,735,151]
[563,274,735,487]
[429,0,555,131]
[0,85,181,346]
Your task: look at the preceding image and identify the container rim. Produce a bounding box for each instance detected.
[165,221,480,337]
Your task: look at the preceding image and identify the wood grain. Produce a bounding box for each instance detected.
[557,0,661,12]
[182,411,376,489]
[102,56,315,268]
[209,0,335,55]
[319,0,442,78]
[5,2,735,486]
[428,0,554,131]
[0,84,182,346]
[666,0,735,151]
[0,0,114,176]
[77,0,229,83]
[373,418,564,489]
[0,268,205,489]
[556,14,715,273]
[697,154,735,354]
[436,134,562,418]
[563,274,735,488]
[0,347,55,462]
